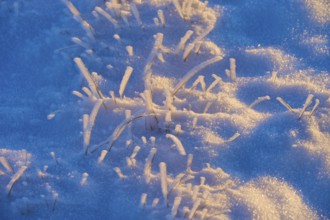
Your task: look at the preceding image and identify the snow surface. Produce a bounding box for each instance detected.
[0,0,329,219]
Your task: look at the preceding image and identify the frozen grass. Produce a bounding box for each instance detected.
[0,0,329,219]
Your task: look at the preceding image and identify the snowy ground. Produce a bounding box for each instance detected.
[0,0,329,219]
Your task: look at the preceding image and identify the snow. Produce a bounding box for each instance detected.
[0,0,329,219]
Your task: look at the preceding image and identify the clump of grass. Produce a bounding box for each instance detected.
[74,57,104,99]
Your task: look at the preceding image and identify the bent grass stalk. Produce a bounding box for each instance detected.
[249,96,271,108]
[91,111,145,155]
[172,56,223,96]
[7,165,28,196]
[166,134,186,156]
